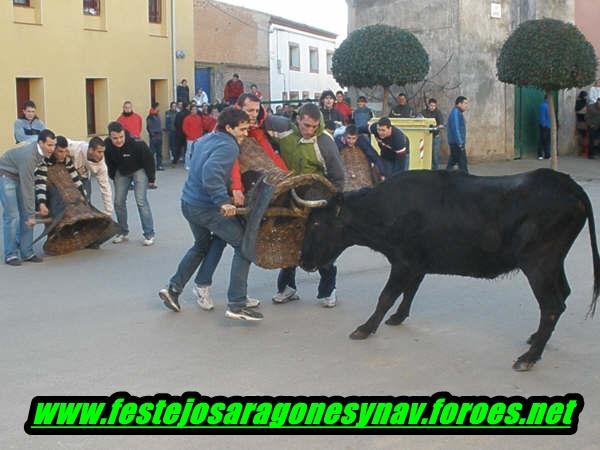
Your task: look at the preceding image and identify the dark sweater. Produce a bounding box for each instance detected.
[421,108,445,136]
[368,123,410,161]
[321,107,344,123]
[104,136,156,183]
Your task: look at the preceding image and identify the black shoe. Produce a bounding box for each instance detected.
[589,155,596,159]
[6,257,22,266]
[225,306,263,321]
[24,255,43,263]
[86,242,101,250]
[159,287,181,312]
[157,166,165,171]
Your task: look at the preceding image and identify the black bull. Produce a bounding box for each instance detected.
[299,169,600,371]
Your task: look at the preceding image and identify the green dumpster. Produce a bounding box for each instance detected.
[368,118,437,170]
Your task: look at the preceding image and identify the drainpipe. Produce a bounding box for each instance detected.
[171,0,177,100]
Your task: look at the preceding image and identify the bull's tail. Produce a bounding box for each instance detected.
[582,190,600,318]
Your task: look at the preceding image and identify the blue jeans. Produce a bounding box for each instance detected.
[169,200,250,307]
[431,135,441,170]
[0,175,34,261]
[381,156,408,178]
[277,263,337,298]
[195,236,226,286]
[168,131,177,162]
[150,137,163,168]
[185,140,195,170]
[113,169,155,238]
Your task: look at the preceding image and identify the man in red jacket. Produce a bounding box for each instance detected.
[182,104,212,169]
[334,91,352,125]
[224,74,244,105]
[230,93,288,206]
[117,101,143,138]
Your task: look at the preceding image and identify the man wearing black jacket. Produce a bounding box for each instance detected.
[368,117,410,177]
[173,103,190,165]
[104,121,156,246]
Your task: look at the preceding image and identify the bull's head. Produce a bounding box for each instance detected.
[299,193,348,272]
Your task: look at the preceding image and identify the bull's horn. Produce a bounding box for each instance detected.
[290,189,328,208]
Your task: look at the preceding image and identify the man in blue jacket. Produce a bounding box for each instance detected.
[538,96,551,160]
[158,107,263,321]
[446,96,469,173]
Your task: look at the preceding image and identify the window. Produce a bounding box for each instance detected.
[289,43,300,71]
[83,0,100,15]
[302,91,310,100]
[16,79,30,117]
[85,79,108,136]
[282,92,288,101]
[289,91,299,101]
[150,79,168,109]
[149,0,161,23]
[12,0,41,24]
[15,77,45,123]
[309,47,319,73]
[326,51,334,74]
[85,80,96,135]
[314,92,321,100]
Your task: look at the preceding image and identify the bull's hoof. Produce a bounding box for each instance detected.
[512,359,536,372]
[349,328,371,340]
[385,313,408,326]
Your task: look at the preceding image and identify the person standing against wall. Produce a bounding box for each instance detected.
[146,102,164,171]
[446,96,469,173]
[421,98,445,169]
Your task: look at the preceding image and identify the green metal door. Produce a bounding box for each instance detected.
[514,87,558,158]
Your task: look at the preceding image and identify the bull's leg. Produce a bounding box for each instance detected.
[514,266,570,371]
[350,267,408,340]
[385,274,424,326]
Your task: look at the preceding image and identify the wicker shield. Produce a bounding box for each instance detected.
[238,138,336,269]
[339,146,377,192]
[34,164,119,255]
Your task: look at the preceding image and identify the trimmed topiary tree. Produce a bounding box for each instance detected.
[332,24,430,116]
[497,18,597,169]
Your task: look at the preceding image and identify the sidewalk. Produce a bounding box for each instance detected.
[469,155,600,181]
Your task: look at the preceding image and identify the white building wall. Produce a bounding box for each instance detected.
[269,24,341,102]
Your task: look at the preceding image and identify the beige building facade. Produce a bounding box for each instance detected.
[1,0,194,152]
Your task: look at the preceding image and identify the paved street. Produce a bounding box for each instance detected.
[2,156,600,449]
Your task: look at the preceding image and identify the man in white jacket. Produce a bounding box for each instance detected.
[66,136,113,216]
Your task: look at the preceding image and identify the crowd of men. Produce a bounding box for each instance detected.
[1,80,471,323]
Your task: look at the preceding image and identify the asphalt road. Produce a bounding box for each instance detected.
[1,157,599,449]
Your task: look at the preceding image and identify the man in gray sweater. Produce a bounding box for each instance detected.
[0,129,56,265]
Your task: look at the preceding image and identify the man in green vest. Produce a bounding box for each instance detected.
[266,102,345,307]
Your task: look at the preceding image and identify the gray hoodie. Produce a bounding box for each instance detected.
[0,142,45,218]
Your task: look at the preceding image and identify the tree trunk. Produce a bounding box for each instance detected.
[382,86,390,117]
[547,90,558,170]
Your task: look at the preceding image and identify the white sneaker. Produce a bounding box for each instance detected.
[193,285,214,310]
[320,289,337,308]
[272,286,300,304]
[143,236,155,246]
[112,234,129,244]
[537,156,543,160]
[245,297,261,308]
